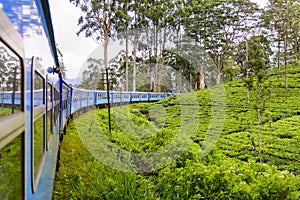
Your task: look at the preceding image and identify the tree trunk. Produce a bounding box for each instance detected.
[158,26,167,92]
[153,25,158,92]
[296,39,299,61]
[132,11,138,92]
[104,30,109,91]
[190,73,193,92]
[277,40,281,70]
[215,55,222,85]
[199,67,205,90]
[246,39,250,104]
[125,1,129,91]
[257,108,261,162]
[125,28,129,91]
[216,67,221,85]
[284,35,288,89]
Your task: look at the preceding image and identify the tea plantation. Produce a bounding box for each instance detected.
[53,64,300,199]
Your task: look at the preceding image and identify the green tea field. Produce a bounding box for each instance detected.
[53,65,300,199]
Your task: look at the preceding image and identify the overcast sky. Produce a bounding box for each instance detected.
[49,0,268,79]
[49,0,97,79]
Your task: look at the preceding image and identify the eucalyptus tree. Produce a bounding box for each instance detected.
[185,0,259,85]
[262,0,299,88]
[290,1,300,62]
[56,47,67,78]
[0,47,7,90]
[79,58,103,89]
[126,0,147,91]
[114,0,131,91]
[70,0,129,75]
[139,0,178,92]
[236,35,272,103]
[124,0,131,91]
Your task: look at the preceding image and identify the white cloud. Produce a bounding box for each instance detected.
[251,0,268,7]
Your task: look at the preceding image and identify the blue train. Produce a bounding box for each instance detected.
[0,1,172,199]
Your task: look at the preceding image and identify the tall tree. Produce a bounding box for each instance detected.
[56,47,67,78]
[247,35,272,162]
[71,0,126,75]
[0,47,7,92]
[185,0,259,84]
[262,0,299,88]
[290,1,300,63]
[112,0,131,91]
[79,58,103,89]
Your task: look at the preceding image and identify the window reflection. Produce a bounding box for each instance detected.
[33,115,44,179]
[47,83,52,144]
[33,71,45,184]
[0,41,22,118]
[53,88,59,126]
[33,72,44,107]
[0,134,23,199]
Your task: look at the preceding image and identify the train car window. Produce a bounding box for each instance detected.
[0,40,22,119]
[47,83,53,148]
[33,72,44,107]
[53,87,59,126]
[0,9,25,200]
[62,84,69,110]
[32,70,45,190]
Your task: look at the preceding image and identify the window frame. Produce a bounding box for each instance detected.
[31,57,46,193]
[46,80,53,150]
[0,8,25,199]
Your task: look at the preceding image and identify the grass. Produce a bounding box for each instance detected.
[53,64,300,199]
[0,135,23,199]
[0,107,13,118]
[33,116,44,179]
[52,119,154,200]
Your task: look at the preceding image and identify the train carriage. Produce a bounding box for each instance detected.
[0,0,60,199]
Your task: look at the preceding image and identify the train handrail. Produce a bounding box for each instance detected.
[0,112,25,149]
[33,105,46,122]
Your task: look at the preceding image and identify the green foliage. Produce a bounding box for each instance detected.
[185,0,260,84]
[54,64,300,199]
[78,58,104,90]
[56,47,67,78]
[0,107,12,118]
[33,116,45,179]
[0,135,22,199]
[52,120,155,200]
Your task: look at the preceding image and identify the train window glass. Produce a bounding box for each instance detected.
[54,104,59,126]
[47,83,53,145]
[62,84,69,110]
[47,110,52,145]
[0,134,23,199]
[33,115,44,181]
[33,72,44,107]
[47,83,52,103]
[53,88,59,126]
[0,40,22,119]
[33,71,45,186]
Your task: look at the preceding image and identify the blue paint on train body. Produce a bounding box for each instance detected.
[0,1,174,199]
